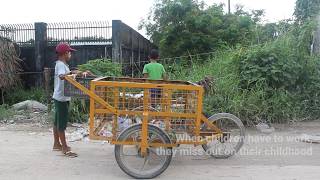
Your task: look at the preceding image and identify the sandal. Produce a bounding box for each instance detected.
[63,151,78,158]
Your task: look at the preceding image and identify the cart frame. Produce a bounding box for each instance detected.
[65,75,224,155]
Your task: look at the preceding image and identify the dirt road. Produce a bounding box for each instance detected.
[0,121,320,180]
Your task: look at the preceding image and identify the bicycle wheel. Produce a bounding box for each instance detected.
[114,124,172,179]
[202,113,245,159]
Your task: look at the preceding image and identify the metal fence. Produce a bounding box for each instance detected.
[0,21,112,46]
[47,21,112,45]
[0,23,35,46]
[0,20,156,86]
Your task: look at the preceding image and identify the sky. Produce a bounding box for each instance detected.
[0,0,296,37]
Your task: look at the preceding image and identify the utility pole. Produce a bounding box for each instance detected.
[228,0,231,14]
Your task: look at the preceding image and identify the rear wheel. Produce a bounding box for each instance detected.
[114,124,172,179]
[202,113,245,159]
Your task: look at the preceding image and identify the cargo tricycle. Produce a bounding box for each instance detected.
[64,75,245,179]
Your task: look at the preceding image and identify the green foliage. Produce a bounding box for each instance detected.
[0,104,15,121]
[77,59,122,77]
[138,0,320,124]
[72,59,122,123]
[236,42,303,90]
[4,87,46,105]
[68,99,89,123]
[255,19,294,44]
[168,19,320,124]
[140,0,262,58]
[294,20,316,55]
[294,0,320,24]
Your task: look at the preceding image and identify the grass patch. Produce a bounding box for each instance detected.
[0,104,15,121]
[167,46,320,125]
[3,87,46,105]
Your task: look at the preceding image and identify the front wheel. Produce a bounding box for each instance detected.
[202,113,245,159]
[114,124,172,179]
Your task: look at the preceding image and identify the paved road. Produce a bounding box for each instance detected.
[0,121,320,180]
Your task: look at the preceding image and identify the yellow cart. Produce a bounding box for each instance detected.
[64,76,245,179]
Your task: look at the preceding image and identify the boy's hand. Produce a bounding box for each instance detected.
[59,74,66,80]
[81,70,93,77]
[163,73,169,81]
[71,70,82,75]
[82,71,89,77]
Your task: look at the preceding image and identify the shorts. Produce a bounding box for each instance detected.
[54,99,70,131]
[150,88,162,99]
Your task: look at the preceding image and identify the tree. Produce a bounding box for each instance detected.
[294,0,320,24]
[139,0,261,58]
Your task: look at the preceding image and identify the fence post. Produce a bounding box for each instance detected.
[138,37,141,69]
[112,20,122,63]
[130,29,134,77]
[35,22,47,87]
[43,67,51,111]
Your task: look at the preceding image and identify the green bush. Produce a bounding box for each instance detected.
[169,40,320,124]
[68,99,89,123]
[70,59,122,123]
[4,87,46,105]
[140,0,264,58]
[142,0,320,124]
[77,59,122,77]
[0,104,15,121]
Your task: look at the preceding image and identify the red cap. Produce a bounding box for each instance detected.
[55,43,76,54]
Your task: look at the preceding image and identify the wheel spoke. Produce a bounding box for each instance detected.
[140,156,149,171]
[148,148,165,161]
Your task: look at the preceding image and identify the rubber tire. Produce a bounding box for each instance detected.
[114,124,172,179]
[202,113,245,159]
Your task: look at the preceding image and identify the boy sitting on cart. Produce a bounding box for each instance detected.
[143,49,168,107]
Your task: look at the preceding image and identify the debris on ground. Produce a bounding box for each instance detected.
[70,123,84,128]
[297,134,320,144]
[0,110,50,129]
[67,126,89,142]
[196,76,214,94]
[256,122,275,134]
[12,100,48,112]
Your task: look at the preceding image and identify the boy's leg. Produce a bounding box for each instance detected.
[58,130,69,151]
[53,126,62,149]
[58,130,76,157]
[53,101,62,150]
[150,88,161,108]
[55,100,76,156]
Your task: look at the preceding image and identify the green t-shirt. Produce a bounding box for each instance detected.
[143,62,166,80]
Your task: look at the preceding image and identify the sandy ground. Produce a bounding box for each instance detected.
[1,120,320,180]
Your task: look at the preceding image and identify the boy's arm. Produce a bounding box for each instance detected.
[143,65,148,78]
[69,69,94,78]
[71,70,82,75]
[58,70,78,80]
[162,73,168,81]
[57,63,68,80]
[58,69,91,80]
[161,65,168,80]
[73,70,94,77]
